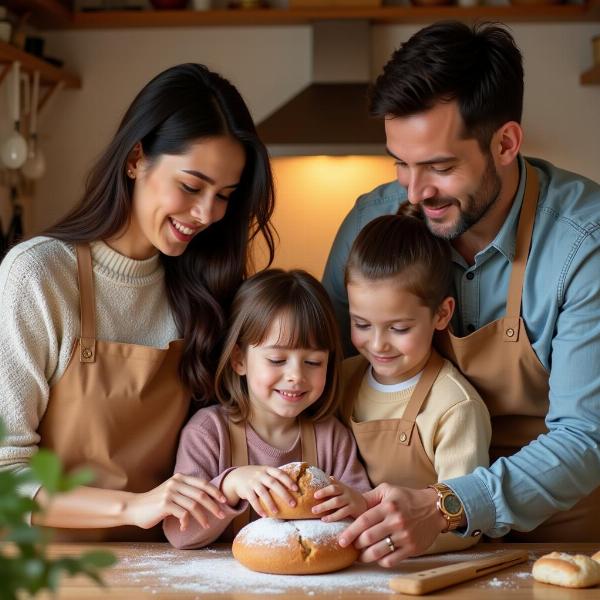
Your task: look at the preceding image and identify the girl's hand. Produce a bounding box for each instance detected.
[221,466,298,517]
[312,477,368,521]
[124,473,227,531]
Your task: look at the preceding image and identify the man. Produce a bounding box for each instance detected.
[323,21,600,567]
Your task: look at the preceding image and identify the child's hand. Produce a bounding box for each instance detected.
[221,466,298,517]
[311,477,368,521]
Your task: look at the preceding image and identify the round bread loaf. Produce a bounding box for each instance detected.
[592,550,600,563]
[532,552,600,588]
[232,518,358,575]
[259,462,331,520]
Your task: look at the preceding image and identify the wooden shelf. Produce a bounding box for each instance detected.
[68,5,598,29]
[3,1,597,87]
[4,0,72,29]
[580,63,600,84]
[4,1,600,29]
[0,41,81,88]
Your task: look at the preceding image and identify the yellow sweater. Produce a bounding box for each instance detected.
[343,355,492,554]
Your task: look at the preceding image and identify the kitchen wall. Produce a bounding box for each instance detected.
[1,20,599,276]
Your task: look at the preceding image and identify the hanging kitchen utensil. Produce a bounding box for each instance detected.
[1,62,28,170]
[22,71,46,180]
[388,549,528,595]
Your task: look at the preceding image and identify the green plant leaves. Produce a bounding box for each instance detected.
[79,551,118,569]
[63,468,95,490]
[4,525,44,545]
[0,418,117,598]
[28,451,62,494]
[29,450,94,494]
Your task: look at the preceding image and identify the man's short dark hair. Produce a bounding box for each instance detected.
[369,21,524,151]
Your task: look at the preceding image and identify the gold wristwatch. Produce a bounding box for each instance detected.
[428,483,464,533]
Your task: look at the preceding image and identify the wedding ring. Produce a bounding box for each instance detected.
[384,535,395,554]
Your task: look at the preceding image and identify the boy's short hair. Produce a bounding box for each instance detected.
[345,209,453,313]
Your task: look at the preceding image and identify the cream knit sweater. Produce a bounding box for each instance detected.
[0,236,180,495]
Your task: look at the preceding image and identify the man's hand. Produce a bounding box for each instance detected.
[338,484,448,567]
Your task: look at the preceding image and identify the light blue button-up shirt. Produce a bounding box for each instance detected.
[322,155,600,537]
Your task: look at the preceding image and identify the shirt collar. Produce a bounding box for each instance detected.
[489,154,528,262]
[450,154,528,267]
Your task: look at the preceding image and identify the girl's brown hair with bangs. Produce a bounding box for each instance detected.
[215,269,343,423]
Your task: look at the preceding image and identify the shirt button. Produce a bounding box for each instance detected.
[466,272,475,280]
[466,324,476,333]
[472,529,482,537]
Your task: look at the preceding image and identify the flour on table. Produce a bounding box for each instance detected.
[117,547,497,596]
[477,561,535,589]
[119,547,391,595]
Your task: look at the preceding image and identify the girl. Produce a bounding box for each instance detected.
[164,269,371,549]
[327,213,491,555]
[0,63,275,541]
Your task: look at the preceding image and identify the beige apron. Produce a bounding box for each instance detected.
[227,418,318,538]
[38,244,190,542]
[437,161,600,542]
[343,351,444,489]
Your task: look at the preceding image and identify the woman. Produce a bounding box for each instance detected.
[0,63,275,541]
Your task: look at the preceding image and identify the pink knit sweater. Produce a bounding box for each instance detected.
[163,405,371,549]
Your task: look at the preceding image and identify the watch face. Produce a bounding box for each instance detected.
[443,494,462,516]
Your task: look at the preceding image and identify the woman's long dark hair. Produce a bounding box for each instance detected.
[43,63,276,404]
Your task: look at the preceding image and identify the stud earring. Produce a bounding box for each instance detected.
[127,168,135,179]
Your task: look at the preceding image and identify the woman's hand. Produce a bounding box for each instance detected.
[312,477,368,521]
[124,473,228,532]
[221,466,298,517]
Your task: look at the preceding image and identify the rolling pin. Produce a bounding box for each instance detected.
[389,549,529,595]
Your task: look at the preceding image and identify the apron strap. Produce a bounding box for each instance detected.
[227,415,319,536]
[345,353,443,449]
[503,161,540,343]
[299,418,318,467]
[75,244,96,363]
[342,357,371,423]
[228,418,250,535]
[396,350,444,447]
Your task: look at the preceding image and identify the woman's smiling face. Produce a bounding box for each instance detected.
[115,135,245,259]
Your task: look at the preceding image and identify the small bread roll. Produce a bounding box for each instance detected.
[592,550,600,563]
[233,518,358,575]
[532,552,600,588]
[259,462,331,520]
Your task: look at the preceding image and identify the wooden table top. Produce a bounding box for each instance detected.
[42,542,599,599]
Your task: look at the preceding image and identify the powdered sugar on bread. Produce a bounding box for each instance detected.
[233,518,357,575]
[282,462,330,489]
[236,518,348,547]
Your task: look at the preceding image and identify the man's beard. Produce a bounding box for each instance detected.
[419,155,502,241]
